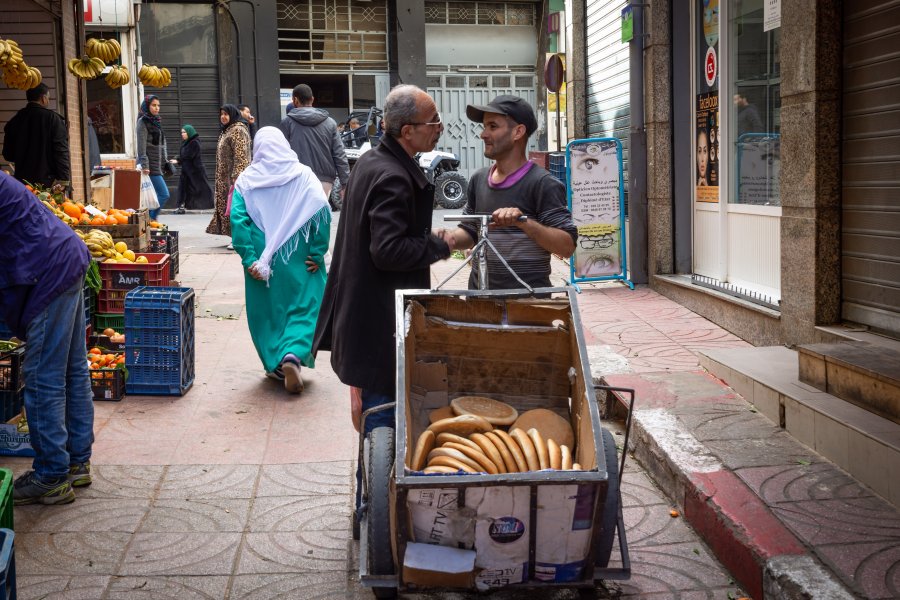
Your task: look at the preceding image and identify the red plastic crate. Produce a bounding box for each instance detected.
[98,253,170,314]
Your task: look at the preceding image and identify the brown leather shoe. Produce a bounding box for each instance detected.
[282,361,303,394]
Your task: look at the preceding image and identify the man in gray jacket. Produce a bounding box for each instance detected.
[279,84,350,201]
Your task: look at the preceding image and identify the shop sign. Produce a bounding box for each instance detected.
[621,6,634,43]
[704,47,717,87]
[567,139,632,288]
[764,0,781,32]
[84,0,133,28]
[696,92,720,203]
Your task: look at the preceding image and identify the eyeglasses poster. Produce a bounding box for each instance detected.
[568,140,624,279]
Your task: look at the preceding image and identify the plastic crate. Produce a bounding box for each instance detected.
[0,468,12,530]
[0,346,24,393]
[98,253,170,314]
[150,231,179,278]
[549,152,566,184]
[88,335,126,353]
[0,528,16,600]
[90,367,126,401]
[83,280,93,329]
[93,313,124,333]
[125,287,195,396]
[0,391,21,425]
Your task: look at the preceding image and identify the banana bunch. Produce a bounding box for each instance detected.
[3,62,42,91]
[67,55,106,80]
[40,199,78,226]
[0,38,24,69]
[83,229,117,259]
[138,64,171,87]
[105,64,130,89]
[85,37,121,63]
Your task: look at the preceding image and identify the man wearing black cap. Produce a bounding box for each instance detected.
[441,95,576,289]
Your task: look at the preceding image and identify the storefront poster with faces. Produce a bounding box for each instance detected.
[696,0,720,203]
[567,139,625,280]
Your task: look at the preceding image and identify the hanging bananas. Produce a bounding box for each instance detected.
[67,55,106,80]
[105,64,130,89]
[85,37,121,63]
[0,38,24,69]
[138,64,171,87]
[0,38,40,90]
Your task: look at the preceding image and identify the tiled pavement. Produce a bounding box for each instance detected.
[9,210,878,599]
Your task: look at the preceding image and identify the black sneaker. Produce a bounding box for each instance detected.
[13,471,76,505]
[68,462,92,487]
[175,207,186,214]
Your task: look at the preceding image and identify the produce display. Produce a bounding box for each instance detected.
[67,54,106,80]
[412,400,580,474]
[85,37,121,63]
[0,37,42,90]
[99,327,125,345]
[85,233,148,264]
[138,64,172,87]
[88,347,125,370]
[104,65,130,89]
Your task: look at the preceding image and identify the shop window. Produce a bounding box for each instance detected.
[86,32,125,155]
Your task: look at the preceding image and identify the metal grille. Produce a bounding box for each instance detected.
[277,0,388,67]
[425,1,535,26]
[691,274,780,311]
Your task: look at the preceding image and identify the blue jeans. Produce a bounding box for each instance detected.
[356,390,395,512]
[23,277,94,482]
[149,174,170,220]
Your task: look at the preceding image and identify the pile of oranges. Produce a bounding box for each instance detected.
[88,347,125,371]
[61,202,132,226]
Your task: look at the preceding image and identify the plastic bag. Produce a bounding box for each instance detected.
[139,172,160,210]
[224,183,235,217]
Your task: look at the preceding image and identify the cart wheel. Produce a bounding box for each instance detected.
[367,426,397,599]
[595,427,620,568]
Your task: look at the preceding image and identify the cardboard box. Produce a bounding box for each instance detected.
[0,412,34,457]
[402,543,476,589]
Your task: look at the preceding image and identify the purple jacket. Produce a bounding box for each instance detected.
[0,172,89,339]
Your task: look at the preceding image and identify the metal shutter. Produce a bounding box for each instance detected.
[841,0,900,335]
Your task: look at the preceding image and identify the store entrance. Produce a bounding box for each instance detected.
[279,72,389,123]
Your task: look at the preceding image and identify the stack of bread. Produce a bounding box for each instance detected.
[412,396,581,475]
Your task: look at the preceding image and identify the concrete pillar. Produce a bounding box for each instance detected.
[566,0,586,139]
[62,0,86,202]
[395,0,426,89]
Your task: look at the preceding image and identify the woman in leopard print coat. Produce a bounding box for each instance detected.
[206,104,251,237]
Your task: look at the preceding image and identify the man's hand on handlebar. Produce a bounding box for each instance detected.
[490,207,527,228]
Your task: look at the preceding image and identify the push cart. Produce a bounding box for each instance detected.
[356,216,633,598]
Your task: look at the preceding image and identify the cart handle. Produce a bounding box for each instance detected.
[593,384,636,488]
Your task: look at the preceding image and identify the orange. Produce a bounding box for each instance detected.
[62,201,81,220]
[79,214,91,225]
[89,347,102,355]
[114,213,129,224]
[90,216,106,226]
[89,363,100,370]
[104,216,118,226]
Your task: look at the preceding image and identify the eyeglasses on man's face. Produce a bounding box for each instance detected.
[410,113,443,127]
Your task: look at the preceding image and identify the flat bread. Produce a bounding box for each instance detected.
[428,455,478,473]
[560,444,573,470]
[510,409,574,450]
[450,396,518,426]
[427,447,483,472]
[484,431,518,473]
[411,430,435,471]
[547,438,562,470]
[491,430,528,473]
[470,433,507,474]
[527,428,549,470]
[442,442,499,474]
[510,428,540,472]
[427,414,493,437]
[435,432,481,453]
[429,405,455,424]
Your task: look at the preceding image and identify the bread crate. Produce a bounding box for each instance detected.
[97,253,170,313]
[125,287,195,395]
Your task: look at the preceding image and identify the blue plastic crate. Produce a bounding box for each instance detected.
[83,280,93,330]
[124,287,195,396]
[0,528,15,600]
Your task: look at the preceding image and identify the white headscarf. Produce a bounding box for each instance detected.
[235,126,329,282]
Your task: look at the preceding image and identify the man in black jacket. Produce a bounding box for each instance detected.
[279,84,349,201]
[313,84,453,512]
[3,83,71,188]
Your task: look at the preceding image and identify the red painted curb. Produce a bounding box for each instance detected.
[685,470,806,600]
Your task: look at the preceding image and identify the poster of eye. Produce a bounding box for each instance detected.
[566,138,632,287]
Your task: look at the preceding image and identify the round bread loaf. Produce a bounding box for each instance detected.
[427,447,483,472]
[510,428,540,471]
[572,463,583,471]
[527,428,550,470]
[429,405,455,424]
[423,464,461,474]
[411,430,435,471]
[510,409,574,450]
[450,396,518,426]
[435,432,482,453]
[428,455,478,473]
[442,442,499,474]
[470,432,507,474]
[560,444,573,470]
[491,430,528,473]
[427,414,493,437]
[547,438,562,470]
[484,431,519,473]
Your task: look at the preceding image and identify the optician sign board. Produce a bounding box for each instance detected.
[566,138,633,289]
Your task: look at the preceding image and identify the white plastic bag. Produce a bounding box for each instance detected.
[139,172,160,210]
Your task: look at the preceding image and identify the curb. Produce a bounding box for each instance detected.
[601,384,855,600]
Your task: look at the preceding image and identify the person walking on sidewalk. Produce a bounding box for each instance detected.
[230,127,331,393]
[206,104,251,243]
[2,83,71,188]
[136,94,176,220]
[441,95,576,290]
[312,84,453,512]
[279,84,350,202]
[239,104,257,140]
[171,124,213,213]
[0,172,94,505]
